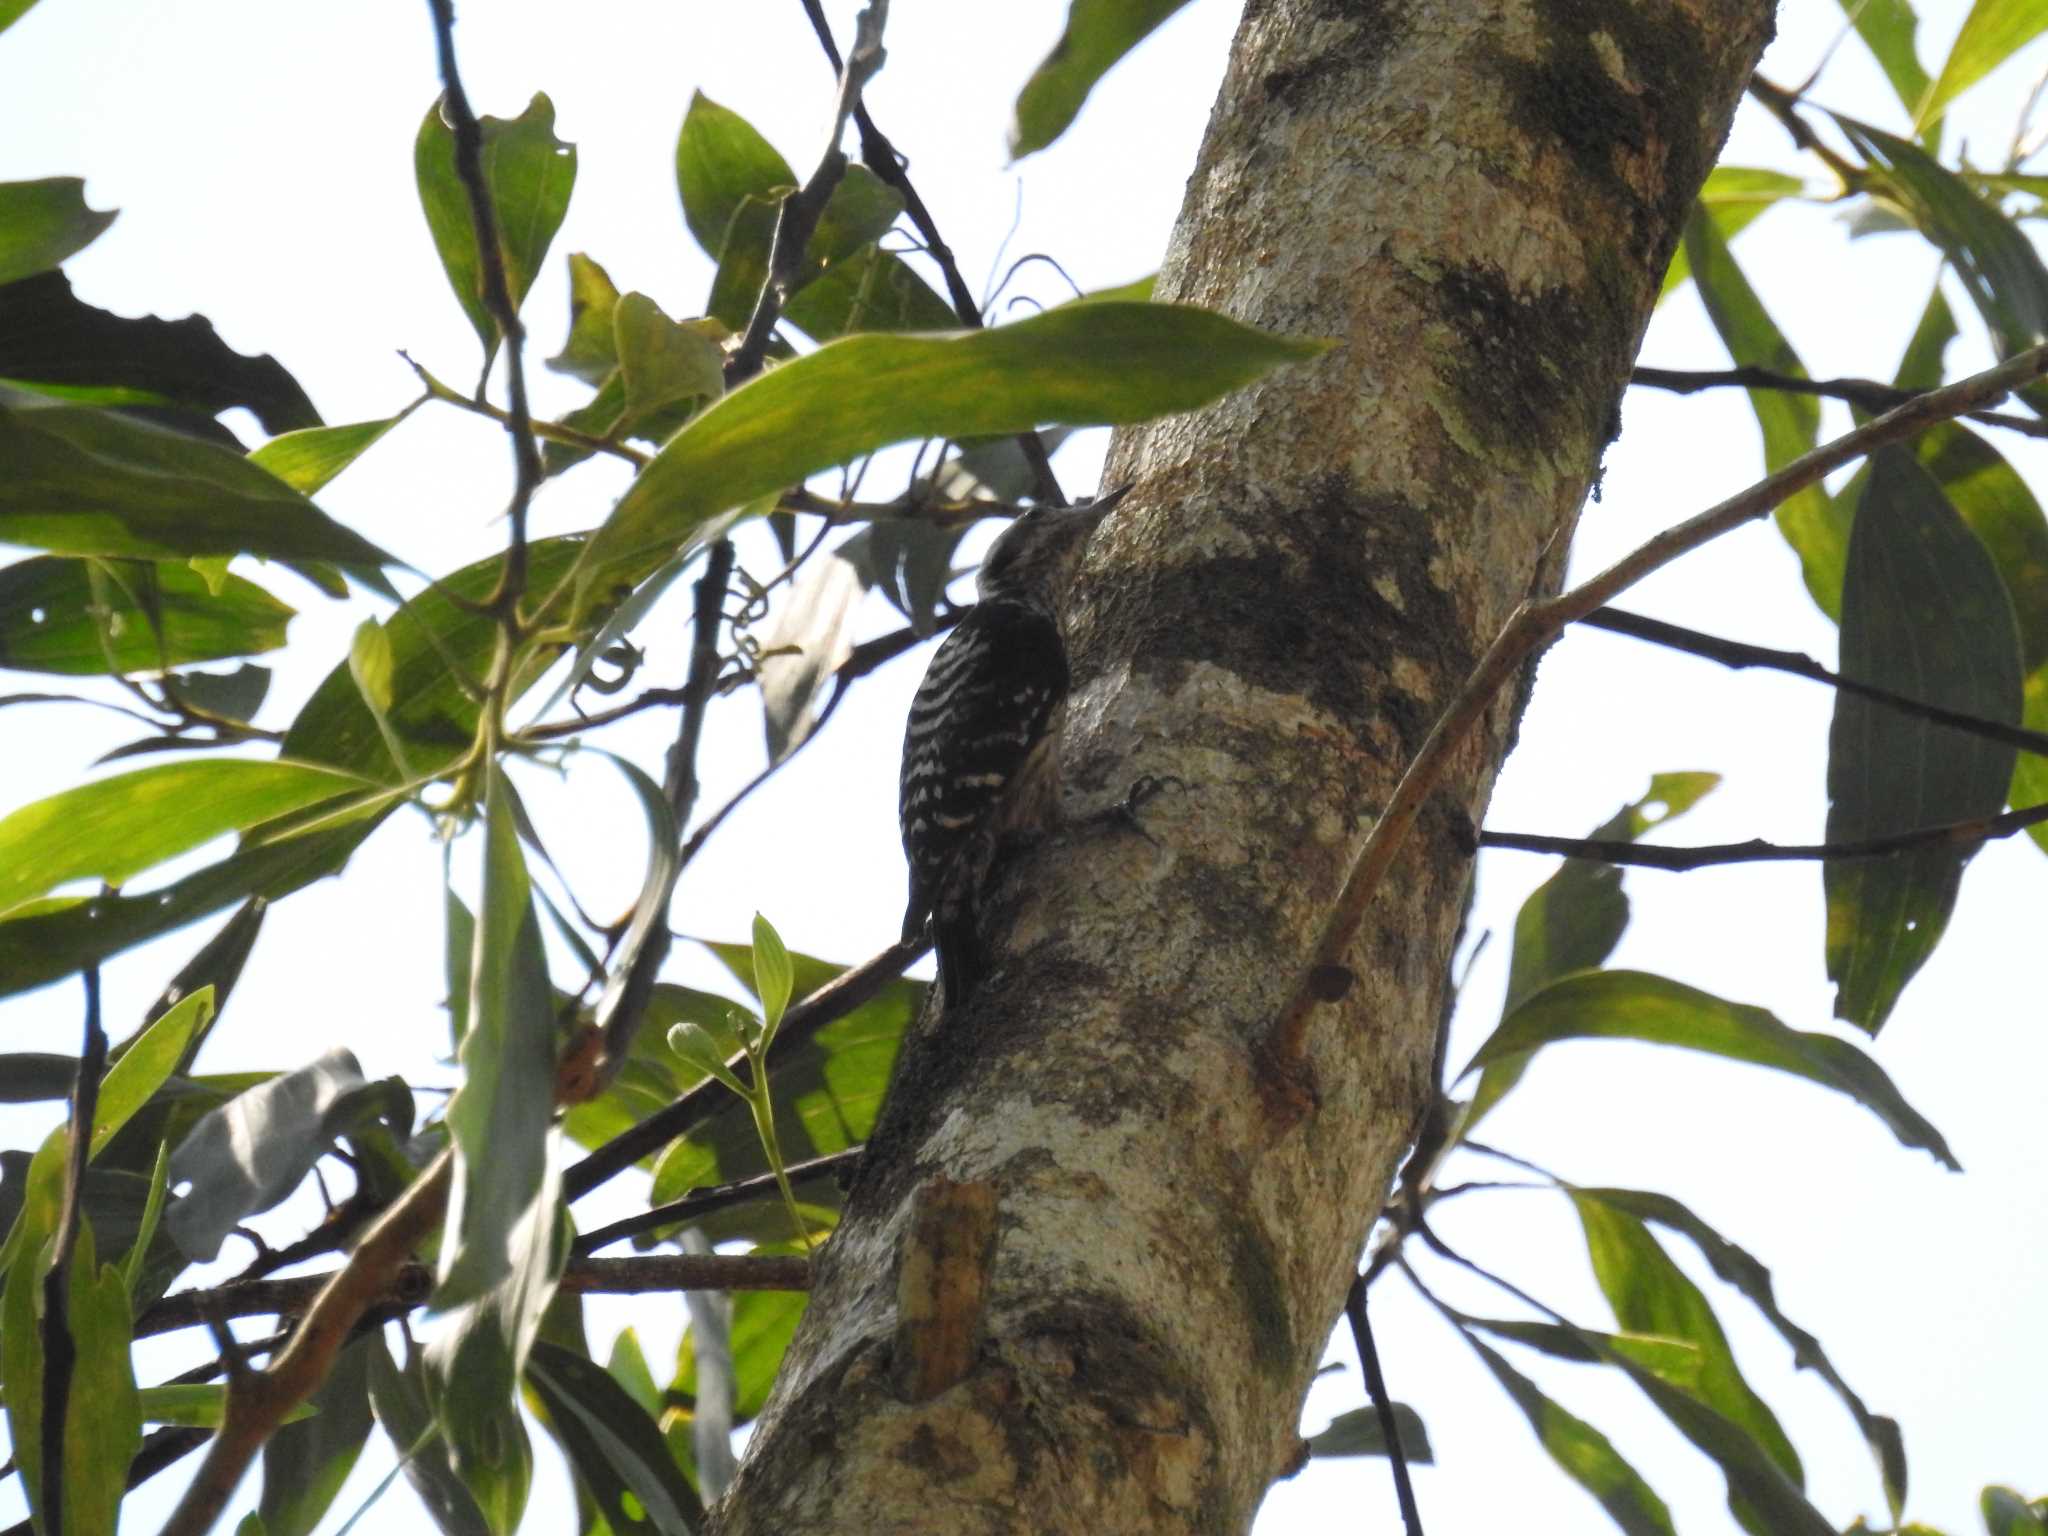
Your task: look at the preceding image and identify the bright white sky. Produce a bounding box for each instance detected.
[1,2,2044,1534]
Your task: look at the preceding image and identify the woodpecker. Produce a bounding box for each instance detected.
[899,489,1125,1004]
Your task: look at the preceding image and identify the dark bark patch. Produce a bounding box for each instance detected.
[1218,1204,1297,1382]
[1257,0,1409,113]
[1083,477,1469,759]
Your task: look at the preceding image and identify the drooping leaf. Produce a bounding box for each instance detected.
[415,93,578,365]
[1826,448,2022,1032]
[0,757,371,918]
[1010,0,1195,158]
[437,759,560,1308]
[566,303,1326,612]
[756,545,864,763]
[366,1335,494,1536]
[1572,1194,1802,1486]
[526,1340,705,1535]
[1576,1185,1907,1517]
[612,291,726,439]
[1453,1314,1705,1388]
[174,663,271,722]
[1465,773,1719,1132]
[249,417,404,496]
[1451,1323,1676,1536]
[1918,0,2048,130]
[1660,168,1807,301]
[0,819,375,999]
[0,176,117,283]
[1832,0,1935,130]
[1462,969,1957,1168]
[254,1334,377,1536]
[0,385,393,566]
[0,269,319,436]
[166,1047,412,1261]
[1836,117,2048,377]
[547,251,623,385]
[590,752,681,1067]
[1305,1404,1434,1463]
[1682,209,1845,615]
[0,554,295,677]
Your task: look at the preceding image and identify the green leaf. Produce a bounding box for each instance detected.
[0,269,319,437]
[567,303,1326,610]
[1984,1488,2048,1536]
[415,93,577,364]
[284,536,584,780]
[1454,1314,1705,1388]
[674,94,938,339]
[445,885,476,1046]
[367,1335,493,1536]
[0,758,371,918]
[437,759,560,1308]
[1833,0,1935,129]
[175,663,271,723]
[1466,773,1719,1131]
[0,555,293,675]
[167,1047,411,1262]
[1573,1195,1802,1488]
[613,291,725,441]
[1010,0,1195,158]
[1918,0,2048,129]
[1305,1404,1433,1463]
[1660,168,1806,301]
[547,252,623,385]
[250,417,403,496]
[0,386,393,566]
[671,1283,806,1422]
[1462,969,1958,1168]
[587,751,680,1070]
[526,1341,706,1535]
[0,819,376,999]
[92,986,212,1162]
[0,176,117,284]
[1826,448,2022,1032]
[121,1141,171,1300]
[1453,1325,1676,1536]
[1682,208,1846,615]
[347,616,408,774]
[1835,117,2048,371]
[751,913,794,1037]
[2,1223,143,1536]
[0,0,46,37]
[667,1020,748,1098]
[1575,1185,1907,1517]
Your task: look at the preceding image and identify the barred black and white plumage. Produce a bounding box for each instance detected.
[898,493,1125,1004]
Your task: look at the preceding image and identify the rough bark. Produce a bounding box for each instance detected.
[712,2,1773,1531]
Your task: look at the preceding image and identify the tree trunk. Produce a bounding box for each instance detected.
[713,2,1772,1530]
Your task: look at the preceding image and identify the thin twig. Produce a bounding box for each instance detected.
[794,0,1065,504]
[155,1152,454,1536]
[1482,797,2048,869]
[728,1,891,385]
[1631,365,2048,439]
[1344,1273,1423,1536]
[38,969,105,1536]
[404,355,652,466]
[1748,74,1862,187]
[565,935,928,1201]
[138,1250,810,1343]
[574,1148,861,1254]
[1579,607,2048,756]
[427,0,543,610]
[1260,341,2048,1115]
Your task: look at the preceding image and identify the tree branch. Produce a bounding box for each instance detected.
[137,1250,810,1344]
[1630,365,2048,439]
[1344,1273,1423,1536]
[426,0,542,611]
[794,0,1065,505]
[1579,607,2048,756]
[1261,340,2048,1116]
[728,1,891,385]
[1482,797,2048,869]
[155,1152,454,1536]
[574,1148,861,1254]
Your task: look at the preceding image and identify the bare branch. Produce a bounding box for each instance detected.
[1581,607,2048,756]
[574,1148,861,1254]
[1631,364,2048,439]
[1261,340,2048,1117]
[1344,1274,1424,1536]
